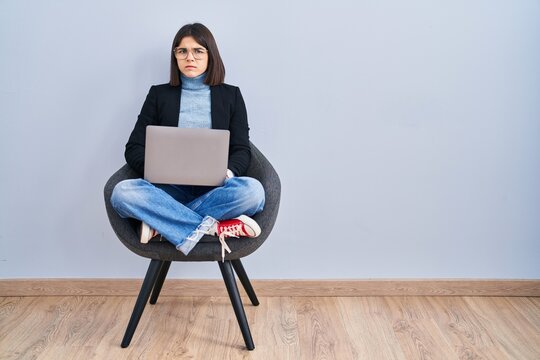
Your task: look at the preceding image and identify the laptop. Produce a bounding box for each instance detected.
[144,126,230,186]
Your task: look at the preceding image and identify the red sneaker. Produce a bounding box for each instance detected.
[211,215,261,261]
[215,215,261,238]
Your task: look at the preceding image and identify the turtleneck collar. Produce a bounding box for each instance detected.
[180,72,209,90]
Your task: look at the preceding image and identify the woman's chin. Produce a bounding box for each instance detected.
[181,69,203,78]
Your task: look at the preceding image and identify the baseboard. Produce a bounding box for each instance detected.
[1,279,539,297]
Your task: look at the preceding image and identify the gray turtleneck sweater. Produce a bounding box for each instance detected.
[178,73,235,178]
[179,73,211,128]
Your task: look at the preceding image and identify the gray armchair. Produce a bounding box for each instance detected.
[104,143,281,350]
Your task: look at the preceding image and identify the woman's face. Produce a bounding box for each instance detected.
[175,36,209,78]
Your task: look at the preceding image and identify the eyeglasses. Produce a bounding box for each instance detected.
[173,47,208,60]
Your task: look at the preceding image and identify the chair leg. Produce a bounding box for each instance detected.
[231,259,259,306]
[218,260,255,350]
[121,259,162,348]
[150,261,171,305]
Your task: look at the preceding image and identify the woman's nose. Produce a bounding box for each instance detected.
[186,51,196,60]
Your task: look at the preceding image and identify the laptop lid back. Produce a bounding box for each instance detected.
[144,126,230,186]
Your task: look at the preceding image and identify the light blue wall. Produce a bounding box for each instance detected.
[1,0,539,279]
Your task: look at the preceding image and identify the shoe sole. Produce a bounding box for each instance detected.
[140,222,153,244]
[236,215,261,238]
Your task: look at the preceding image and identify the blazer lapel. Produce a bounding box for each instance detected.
[210,86,227,130]
[162,85,181,127]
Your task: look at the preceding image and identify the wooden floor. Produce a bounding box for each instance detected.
[0,296,539,359]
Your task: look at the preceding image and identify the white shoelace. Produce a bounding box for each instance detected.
[218,230,236,262]
[184,217,244,261]
[217,222,251,261]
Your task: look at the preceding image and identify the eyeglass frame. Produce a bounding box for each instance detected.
[172,46,208,60]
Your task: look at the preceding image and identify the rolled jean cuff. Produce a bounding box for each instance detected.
[176,216,217,255]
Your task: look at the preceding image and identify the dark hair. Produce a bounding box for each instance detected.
[170,23,225,86]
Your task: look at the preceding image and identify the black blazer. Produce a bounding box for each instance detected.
[125,83,251,177]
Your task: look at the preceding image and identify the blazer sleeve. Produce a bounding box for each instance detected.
[227,87,252,176]
[124,86,158,175]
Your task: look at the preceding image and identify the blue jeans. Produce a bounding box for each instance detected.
[110,177,265,255]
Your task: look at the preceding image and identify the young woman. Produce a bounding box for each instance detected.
[111,23,265,261]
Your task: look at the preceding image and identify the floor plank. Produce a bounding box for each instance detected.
[0,295,539,359]
[338,297,407,359]
[462,297,540,360]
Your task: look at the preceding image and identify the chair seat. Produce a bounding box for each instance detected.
[104,143,281,262]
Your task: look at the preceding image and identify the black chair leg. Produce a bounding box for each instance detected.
[121,259,162,348]
[218,260,255,350]
[231,259,259,306]
[150,261,171,305]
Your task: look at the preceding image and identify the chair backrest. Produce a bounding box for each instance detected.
[104,142,281,261]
